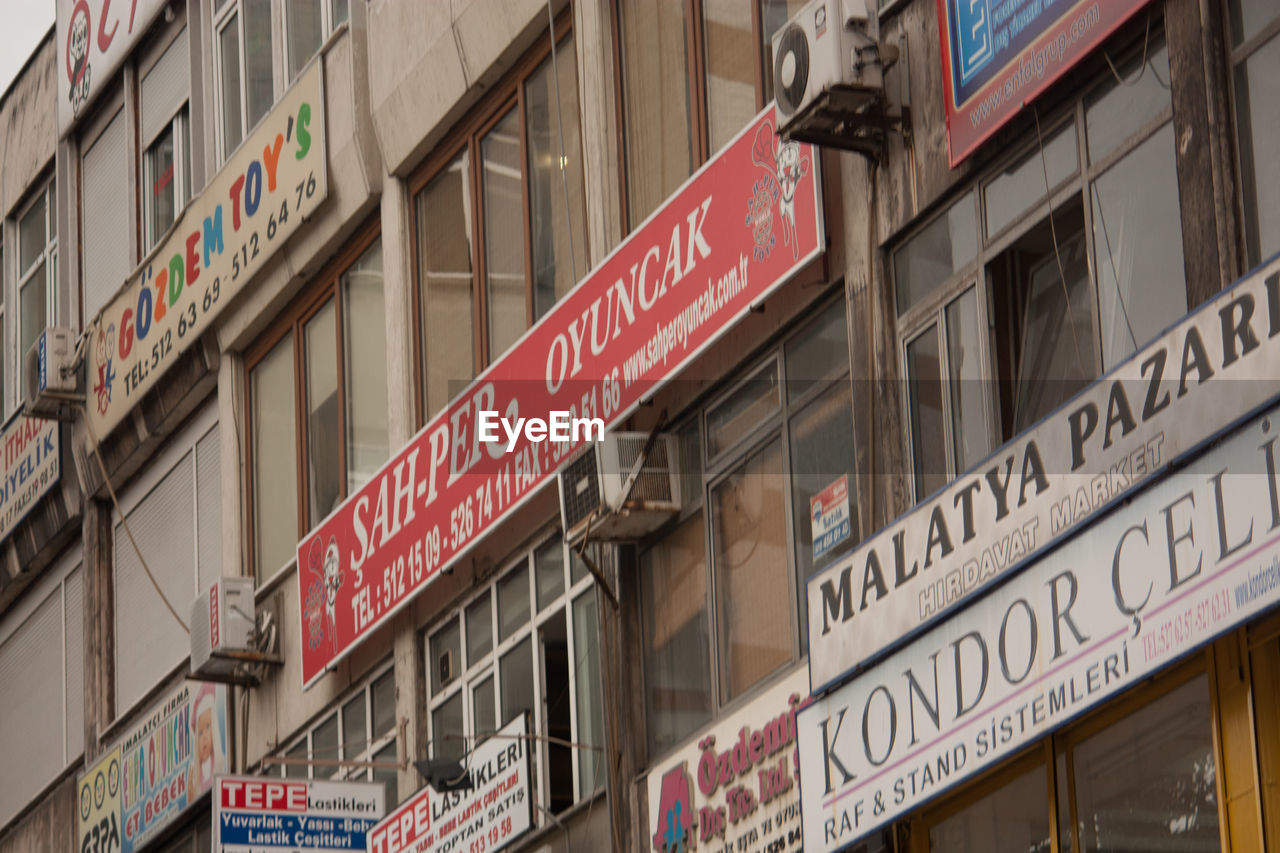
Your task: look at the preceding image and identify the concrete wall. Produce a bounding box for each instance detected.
[0,33,56,219]
[0,777,75,853]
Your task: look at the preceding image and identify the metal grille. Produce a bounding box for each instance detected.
[560,450,601,529]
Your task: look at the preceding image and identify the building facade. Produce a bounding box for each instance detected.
[0,1,1274,852]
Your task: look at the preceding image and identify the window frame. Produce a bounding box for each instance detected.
[639,292,856,756]
[891,31,1178,501]
[408,12,583,427]
[244,220,383,583]
[143,109,191,252]
[423,528,605,817]
[15,178,58,406]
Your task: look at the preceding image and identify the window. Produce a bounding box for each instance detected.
[1229,0,1280,266]
[82,106,129,320]
[154,822,212,853]
[18,180,56,401]
[616,0,805,225]
[277,666,400,806]
[247,233,388,581]
[426,536,604,815]
[413,26,588,421]
[141,29,192,250]
[641,297,855,756]
[0,548,83,828]
[916,670,1219,852]
[214,0,345,159]
[114,405,221,714]
[893,36,1186,499]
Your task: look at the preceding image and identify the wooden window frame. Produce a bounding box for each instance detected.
[408,11,577,428]
[243,219,381,582]
[609,0,773,234]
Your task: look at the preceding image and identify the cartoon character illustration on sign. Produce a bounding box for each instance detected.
[93,324,116,415]
[652,763,695,853]
[66,1,93,116]
[186,683,224,802]
[748,121,811,261]
[304,535,345,654]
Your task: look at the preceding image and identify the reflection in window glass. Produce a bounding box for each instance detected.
[417,152,475,418]
[147,121,178,247]
[500,636,534,727]
[244,0,274,131]
[642,513,712,756]
[525,38,589,321]
[946,288,991,473]
[712,439,791,701]
[285,739,308,779]
[252,337,297,580]
[372,740,398,806]
[894,192,977,314]
[432,692,464,762]
[313,713,338,773]
[906,325,946,499]
[219,18,244,152]
[785,300,849,399]
[19,269,46,398]
[466,593,492,663]
[929,764,1051,852]
[535,541,564,611]
[1229,0,1271,46]
[1092,125,1186,368]
[342,240,389,491]
[483,108,526,359]
[619,0,694,225]
[1085,42,1171,163]
[573,589,604,797]
[985,127,1078,237]
[498,565,530,643]
[1072,676,1218,852]
[305,301,340,523]
[702,0,755,153]
[342,694,366,760]
[287,1,322,80]
[331,0,349,27]
[372,670,396,737]
[707,360,780,456]
[473,676,495,739]
[18,193,45,273]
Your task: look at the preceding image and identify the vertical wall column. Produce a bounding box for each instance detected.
[81,497,114,758]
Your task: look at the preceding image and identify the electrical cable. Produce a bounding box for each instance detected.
[82,404,190,634]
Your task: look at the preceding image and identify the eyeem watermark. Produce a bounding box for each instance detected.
[477,410,605,453]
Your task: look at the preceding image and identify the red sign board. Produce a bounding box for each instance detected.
[296,108,824,686]
[938,0,1153,166]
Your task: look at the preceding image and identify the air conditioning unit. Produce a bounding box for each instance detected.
[559,432,681,545]
[24,327,80,421]
[772,0,894,154]
[191,577,257,680]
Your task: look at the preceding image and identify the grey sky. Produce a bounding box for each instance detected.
[0,0,54,99]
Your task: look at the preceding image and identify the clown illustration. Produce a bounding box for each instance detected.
[748,121,811,261]
[304,535,344,654]
[185,683,225,802]
[93,323,116,416]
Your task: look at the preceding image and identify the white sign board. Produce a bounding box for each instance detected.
[798,398,1280,851]
[808,254,1280,691]
[0,414,58,542]
[647,668,807,853]
[368,715,532,853]
[57,0,167,135]
[213,776,384,852]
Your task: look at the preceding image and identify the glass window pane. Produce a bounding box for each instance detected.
[945,288,991,473]
[1012,232,1096,432]
[313,712,339,775]
[569,547,589,585]
[47,182,56,240]
[147,122,176,248]
[619,0,694,225]
[642,512,712,756]
[702,0,756,153]
[1092,124,1186,368]
[928,764,1050,852]
[466,592,492,663]
[535,540,565,611]
[342,240,389,491]
[285,738,308,779]
[482,108,526,359]
[984,127,1078,238]
[525,37,589,321]
[707,360,780,456]
[497,564,530,642]
[342,694,366,760]
[286,1,323,80]
[19,269,46,399]
[676,419,703,511]
[305,300,340,523]
[1233,35,1280,266]
[1228,0,1274,46]
[906,325,946,499]
[372,740,398,807]
[572,589,604,798]
[19,193,46,273]
[331,0,349,27]
[788,381,856,643]
[244,0,274,130]
[417,152,475,417]
[711,438,791,701]
[759,0,808,106]
[894,192,977,314]
[431,691,464,762]
[473,676,495,739]
[785,300,849,399]
[372,669,396,737]
[499,636,534,728]
[251,337,297,580]
[1084,42,1171,163]
[219,17,244,153]
[431,616,461,694]
[1072,675,1218,852]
